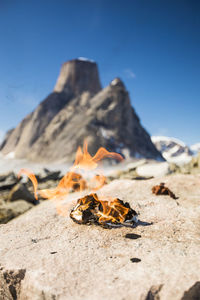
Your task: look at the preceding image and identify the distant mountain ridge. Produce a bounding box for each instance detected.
[151,136,199,164]
[0,58,163,162]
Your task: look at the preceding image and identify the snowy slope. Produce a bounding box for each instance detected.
[151,136,193,164]
[190,143,200,154]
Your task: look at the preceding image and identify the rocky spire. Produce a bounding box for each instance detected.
[0,58,163,162]
[54,58,102,96]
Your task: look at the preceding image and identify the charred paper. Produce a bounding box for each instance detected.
[70,193,138,228]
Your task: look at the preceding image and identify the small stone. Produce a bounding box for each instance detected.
[125,233,141,239]
[130,258,141,263]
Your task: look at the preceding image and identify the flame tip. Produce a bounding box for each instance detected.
[19,142,124,217]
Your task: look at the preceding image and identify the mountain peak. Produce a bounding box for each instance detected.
[151,135,193,164]
[110,78,125,88]
[54,58,102,96]
[1,60,163,162]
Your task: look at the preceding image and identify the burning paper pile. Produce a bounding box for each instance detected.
[19,141,138,228]
[70,193,138,228]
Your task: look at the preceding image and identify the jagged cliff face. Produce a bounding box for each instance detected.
[0,59,163,162]
[54,59,101,95]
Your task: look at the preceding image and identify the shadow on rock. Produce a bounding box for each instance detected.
[181,281,200,300]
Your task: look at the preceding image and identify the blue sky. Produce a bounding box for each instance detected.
[0,0,199,145]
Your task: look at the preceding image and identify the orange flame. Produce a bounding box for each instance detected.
[90,174,107,191]
[98,198,129,223]
[18,168,38,200]
[74,142,122,170]
[18,141,123,217]
[70,193,133,226]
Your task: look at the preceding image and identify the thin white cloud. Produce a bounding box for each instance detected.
[124,69,136,79]
[153,128,170,137]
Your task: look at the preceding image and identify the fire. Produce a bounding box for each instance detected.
[19,141,122,200]
[18,141,136,226]
[92,193,130,223]
[90,174,107,191]
[74,142,122,170]
[97,198,130,224]
[70,193,138,227]
[18,168,38,200]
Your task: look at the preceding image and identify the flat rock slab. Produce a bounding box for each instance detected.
[0,174,200,300]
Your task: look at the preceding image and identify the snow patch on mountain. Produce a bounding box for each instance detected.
[77,57,95,63]
[190,143,200,154]
[152,136,186,148]
[111,79,119,86]
[151,136,193,165]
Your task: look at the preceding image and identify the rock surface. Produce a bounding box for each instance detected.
[0,59,163,162]
[169,152,200,175]
[0,172,18,191]
[54,59,101,95]
[8,183,36,204]
[187,152,200,173]
[0,200,33,224]
[180,281,200,300]
[137,162,170,177]
[0,174,199,300]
